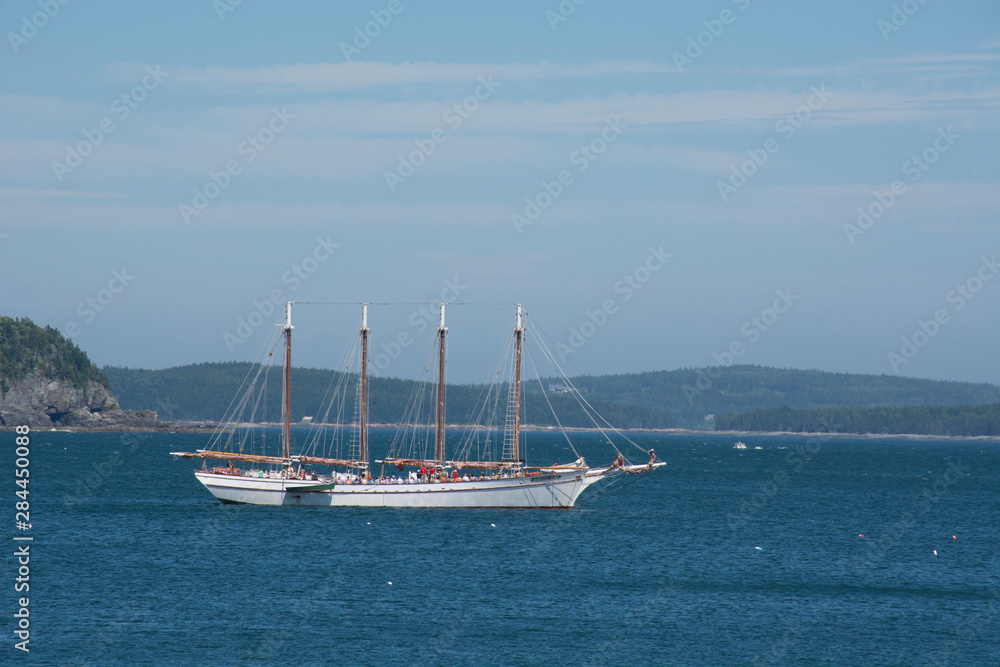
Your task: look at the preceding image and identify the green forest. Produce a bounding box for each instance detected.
[716,403,1000,437]
[103,362,670,429]
[104,362,1000,433]
[531,365,1000,428]
[5,312,999,435]
[0,317,110,394]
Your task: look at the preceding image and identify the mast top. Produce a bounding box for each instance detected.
[438,302,448,332]
[361,302,370,331]
[515,303,524,332]
[283,301,295,331]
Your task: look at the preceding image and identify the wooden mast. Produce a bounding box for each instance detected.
[360,303,370,469]
[513,304,524,466]
[282,301,294,461]
[436,303,447,465]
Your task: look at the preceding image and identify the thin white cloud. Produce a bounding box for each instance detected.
[0,188,127,200]
[5,182,996,234]
[104,53,1000,94]
[2,84,996,194]
[729,53,1000,78]
[882,53,1000,65]
[108,60,675,92]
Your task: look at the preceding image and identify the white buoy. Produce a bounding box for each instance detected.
[933,550,938,556]
[755,546,763,551]
[387,581,393,585]
[491,523,496,527]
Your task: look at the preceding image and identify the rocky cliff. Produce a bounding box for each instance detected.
[0,316,165,430]
[0,371,161,429]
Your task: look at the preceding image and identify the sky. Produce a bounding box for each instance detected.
[0,0,998,385]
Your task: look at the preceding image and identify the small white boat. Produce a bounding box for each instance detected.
[733,441,747,450]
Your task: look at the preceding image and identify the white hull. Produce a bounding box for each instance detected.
[194,470,604,508]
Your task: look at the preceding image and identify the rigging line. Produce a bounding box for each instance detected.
[576,472,641,506]
[294,301,518,307]
[477,332,515,460]
[562,378,648,456]
[295,301,424,307]
[226,349,275,455]
[524,344,581,459]
[212,329,279,447]
[454,324,514,459]
[207,329,283,453]
[245,368,270,448]
[303,336,358,458]
[524,316,648,457]
[519,308,586,379]
[533,337,638,461]
[523,325,620,453]
[454,334,511,462]
[387,341,438,460]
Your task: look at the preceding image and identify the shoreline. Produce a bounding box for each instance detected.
[0,423,220,434]
[4,421,998,442]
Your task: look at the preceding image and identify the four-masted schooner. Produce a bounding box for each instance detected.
[171,302,662,507]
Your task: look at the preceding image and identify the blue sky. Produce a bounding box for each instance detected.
[1,0,998,384]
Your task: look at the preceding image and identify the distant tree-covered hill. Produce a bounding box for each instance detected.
[103,362,670,429]
[531,366,1000,427]
[717,404,1000,437]
[104,362,1000,431]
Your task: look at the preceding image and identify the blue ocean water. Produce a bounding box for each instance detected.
[4,429,999,666]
